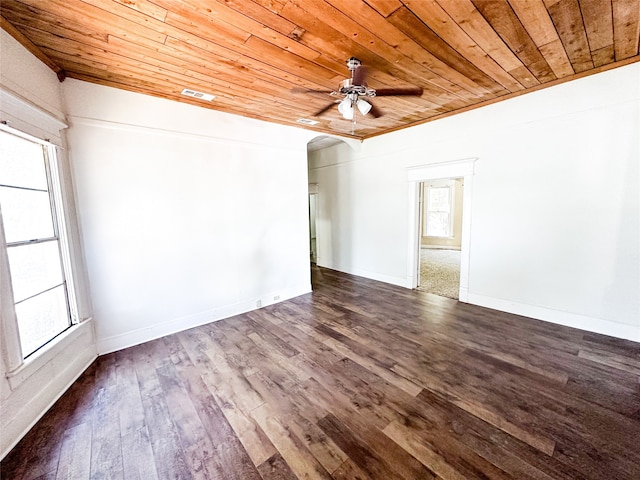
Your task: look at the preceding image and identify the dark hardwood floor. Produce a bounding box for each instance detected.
[2,266,639,479]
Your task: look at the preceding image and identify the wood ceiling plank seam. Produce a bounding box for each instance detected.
[39,46,110,72]
[35,32,315,112]
[416,0,530,90]
[112,0,169,22]
[506,0,576,77]
[241,35,355,85]
[3,8,258,98]
[73,68,313,124]
[243,0,289,16]
[362,0,403,18]
[323,0,499,98]
[472,0,557,83]
[0,14,66,80]
[157,11,252,45]
[163,31,323,89]
[46,42,308,114]
[106,36,337,111]
[154,0,297,37]
[159,36,341,95]
[198,0,298,36]
[0,1,111,43]
[18,0,168,44]
[612,0,640,59]
[158,14,344,87]
[13,21,109,55]
[277,2,420,90]
[387,7,511,96]
[76,0,345,92]
[160,16,342,88]
[285,0,479,103]
[280,0,400,82]
[156,1,330,66]
[544,0,595,72]
[2,4,166,62]
[1,11,246,93]
[10,27,112,75]
[537,39,579,74]
[590,44,617,66]
[79,0,253,50]
[578,0,615,56]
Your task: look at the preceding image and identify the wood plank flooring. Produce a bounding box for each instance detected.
[2,266,639,479]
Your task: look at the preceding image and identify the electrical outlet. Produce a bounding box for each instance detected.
[256,300,262,308]
[274,295,280,301]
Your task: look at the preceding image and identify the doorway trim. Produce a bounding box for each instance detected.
[308,183,318,264]
[406,158,477,301]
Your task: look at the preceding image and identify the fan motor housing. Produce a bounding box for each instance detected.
[338,79,374,97]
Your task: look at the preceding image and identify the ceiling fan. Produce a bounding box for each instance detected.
[296,57,423,121]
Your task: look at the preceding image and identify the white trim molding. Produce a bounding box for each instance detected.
[0,88,67,145]
[316,258,413,289]
[468,293,640,343]
[0,320,97,460]
[97,284,312,355]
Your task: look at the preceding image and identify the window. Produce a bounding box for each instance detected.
[0,129,75,358]
[425,185,453,237]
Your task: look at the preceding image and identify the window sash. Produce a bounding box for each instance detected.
[424,185,454,238]
[0,129,75,358]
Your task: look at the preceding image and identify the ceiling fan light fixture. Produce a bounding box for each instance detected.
[338,97,354,120]
[357,98,372,115]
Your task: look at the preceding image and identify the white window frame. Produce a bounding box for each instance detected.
[0,128,79,359]
[0,107,92,385]
[1,128,79,358]
[424,183,455,238]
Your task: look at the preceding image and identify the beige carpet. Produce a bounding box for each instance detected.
[418,248,461,299]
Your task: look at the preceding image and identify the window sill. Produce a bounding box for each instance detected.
[5,318,95,391]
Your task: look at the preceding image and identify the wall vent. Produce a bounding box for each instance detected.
[181,88,215,101]
[296,118,319,126]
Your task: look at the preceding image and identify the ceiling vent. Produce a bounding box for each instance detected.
[296,118,319,126]
[181,88,215,101]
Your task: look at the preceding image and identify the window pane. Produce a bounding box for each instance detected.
[0,132,47,189]
[426,212,450,237]
[428,187,450,212]
[16,285,70,357]
[0,186,54,242]
[7,241,63,302]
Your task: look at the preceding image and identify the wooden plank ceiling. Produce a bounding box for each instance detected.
[1,0,639,139]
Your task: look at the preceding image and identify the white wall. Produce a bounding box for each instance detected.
[62,80,314,353]
[0,29,96,459]
[310,63,640,342]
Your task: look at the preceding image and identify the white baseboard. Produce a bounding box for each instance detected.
[316,259,413,289]
[97,284,312,354]
[466,293,640,342]
[1,350,97,460]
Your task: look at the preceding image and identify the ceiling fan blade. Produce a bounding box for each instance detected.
[352,66,367,86]
[314,102,339,116]
[369,103,383,118]
[374,87,423,96]
[291,87,334,95]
